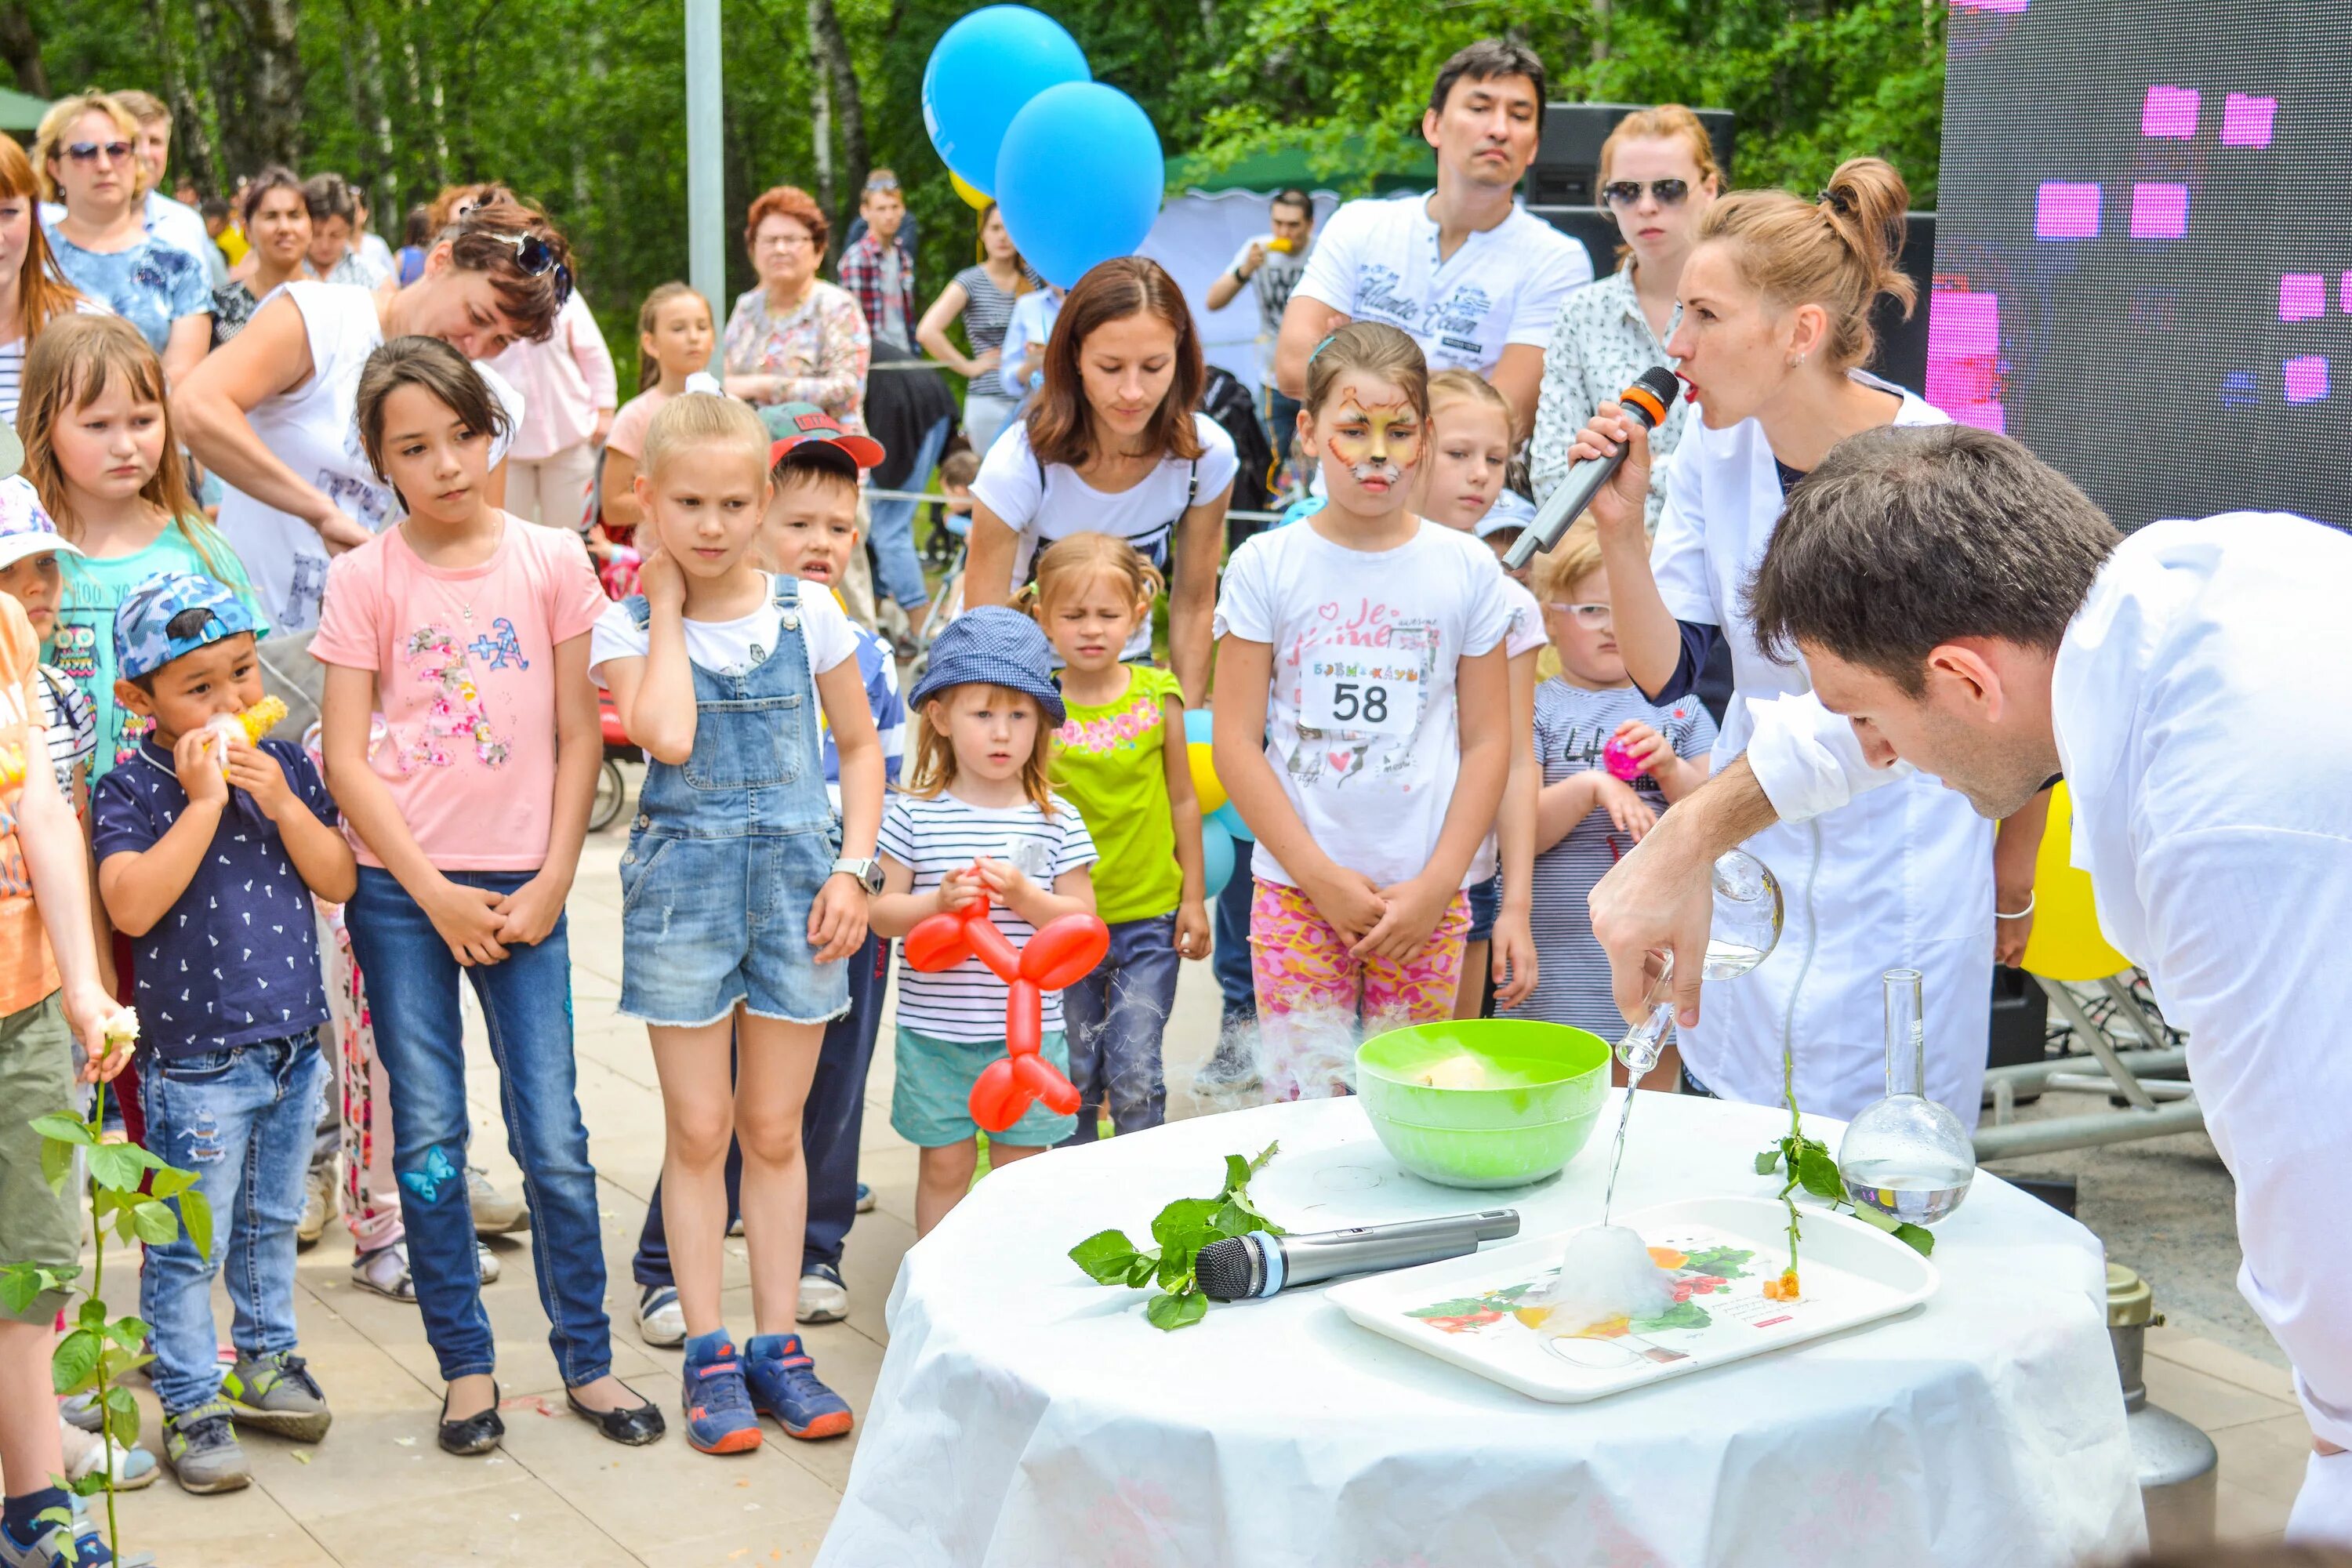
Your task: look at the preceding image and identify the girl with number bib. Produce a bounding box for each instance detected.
[1212,322,1515,1096]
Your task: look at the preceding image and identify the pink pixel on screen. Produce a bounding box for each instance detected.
[2280,274,2326,322]
[2221,93,2278,147]
[1951,0,2029,11]
[2340,273,2352,313]
[2282,356,2328,405]
[2035,183,2102,239]
[1926,289,2006,433]
[2129,184,2188,238]
[2140,86,2200,138]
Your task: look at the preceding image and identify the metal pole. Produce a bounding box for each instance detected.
[686,0,726,376]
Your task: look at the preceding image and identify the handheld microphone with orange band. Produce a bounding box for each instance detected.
[1503,367,1682,572]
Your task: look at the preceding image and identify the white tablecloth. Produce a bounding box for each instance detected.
[818,1094,2145,1567]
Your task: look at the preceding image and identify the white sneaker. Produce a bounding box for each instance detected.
[635,1284,685,1348]
[797,1263,849,1324]
[296,1165,337,1249]
[350,1242,416,1301]
[477,1243,502,1284]
[466,1166,530,1235]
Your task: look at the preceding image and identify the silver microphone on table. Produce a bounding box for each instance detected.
[1502,366,1682,572]
[1195,1210,1521,1301]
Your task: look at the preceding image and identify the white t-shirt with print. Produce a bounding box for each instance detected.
[215,281,524,633]
[1227,234,1311,387]
[1293,193,1593,376]
[588,573,858,684]
[971,414,1240,661]
[1213,517,1515,891]
[877,790,1099,1042]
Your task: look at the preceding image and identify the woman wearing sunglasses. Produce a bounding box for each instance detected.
[1529,105,1720,527]
[31,91,213,386]
[175,201,572,633]
[1563,158,2017,1137]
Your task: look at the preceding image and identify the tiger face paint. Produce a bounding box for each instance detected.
[1323,386,1422,493]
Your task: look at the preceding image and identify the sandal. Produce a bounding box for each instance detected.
[350,1241,417,1302]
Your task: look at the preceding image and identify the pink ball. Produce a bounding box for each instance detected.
[1602,737,1642,781]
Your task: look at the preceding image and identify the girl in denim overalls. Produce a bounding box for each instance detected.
[592,394,884,1454]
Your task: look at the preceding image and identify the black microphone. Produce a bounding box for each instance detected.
[1503,366,1682,571]
[1195,1210,1521,1301]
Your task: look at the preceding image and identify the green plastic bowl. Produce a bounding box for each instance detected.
[1355,1021,1612,1189]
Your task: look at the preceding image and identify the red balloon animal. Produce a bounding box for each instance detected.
[903,884,1110,1132]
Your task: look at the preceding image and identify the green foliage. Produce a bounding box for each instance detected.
[1067,1140,1282,1330]
[25,0,1946,372]
[1756,1134,1935,1258]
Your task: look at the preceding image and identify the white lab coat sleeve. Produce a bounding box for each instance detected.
[1647,438,1717,625]
[1742,689,1912,825]
[2134,824,2352,1452]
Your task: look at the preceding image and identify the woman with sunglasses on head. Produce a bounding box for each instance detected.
[1529,105,1719,526]
[1566,158,2016,1131]
[32,91,212,386]
[176,201,570,633]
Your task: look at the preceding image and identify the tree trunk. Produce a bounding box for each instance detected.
[406,0,450,185]
[808,25,833,220]
[143,0,219,196]
[359,11,398,223]
[244,0,306,168]
[0,1,47,97]
[1591,0,1612,64]
[805,0,867,242]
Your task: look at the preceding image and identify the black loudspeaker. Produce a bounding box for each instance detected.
[1867,212,1937,396]
[1987,963,2049,1071]
[1523,102,1738,277]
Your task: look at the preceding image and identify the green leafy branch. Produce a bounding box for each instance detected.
[1755,1131,1935,1261]
[0,1083,211,1563]
[1068,1142,1283,1331]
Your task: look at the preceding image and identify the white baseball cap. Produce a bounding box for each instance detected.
[0,474,81,572]
[1474,488,1536,539]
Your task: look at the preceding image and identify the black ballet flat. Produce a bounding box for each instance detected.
[438,1381,504,1456]
[567,1385,667,1446]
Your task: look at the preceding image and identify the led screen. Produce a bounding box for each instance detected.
[1930,0,2352,528]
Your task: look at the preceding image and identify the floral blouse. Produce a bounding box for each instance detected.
[724,278,873,434]
[1529,265,1693,532]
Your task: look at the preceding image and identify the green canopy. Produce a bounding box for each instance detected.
[0,86,47,134]
[1167,138,1434,196]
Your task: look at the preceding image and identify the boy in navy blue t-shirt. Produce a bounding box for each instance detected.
[92,573,356,1496]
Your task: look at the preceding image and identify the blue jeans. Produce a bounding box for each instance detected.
[1214,858,1257,1019]
[140,1034,328,1414]
[1059,913,1181,1143]
[632,932,889,1283]
[865,416,948,610]
[343,867,612,1386]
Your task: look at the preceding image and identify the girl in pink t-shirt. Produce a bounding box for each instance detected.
[314,337,666,1455]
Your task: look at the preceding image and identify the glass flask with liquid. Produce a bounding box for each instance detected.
[1835,967,1977,1225]
[1613,848,1785,1076]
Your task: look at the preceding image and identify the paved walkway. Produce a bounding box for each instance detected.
[100,833,2303,1565]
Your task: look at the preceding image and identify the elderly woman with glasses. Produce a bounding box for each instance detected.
[1529,104,1722,529]
[724,184,873,434]
[33,89,212,383]
[175,201,574,633]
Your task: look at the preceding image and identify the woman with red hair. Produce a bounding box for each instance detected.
[723,185,872,434]
[0,132,95,423]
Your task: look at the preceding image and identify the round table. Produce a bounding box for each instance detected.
[818,1093,2145,1567]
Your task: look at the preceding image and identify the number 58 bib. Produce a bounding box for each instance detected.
[1301,652,1422,736]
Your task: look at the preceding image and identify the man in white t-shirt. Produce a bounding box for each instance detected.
[1206,187,1316,459]
[1276,39,1592,441]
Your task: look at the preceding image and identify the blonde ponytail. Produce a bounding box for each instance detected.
[1698,156,1915,372]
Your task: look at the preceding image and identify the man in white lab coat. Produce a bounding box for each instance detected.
[1588,422,2352,1541]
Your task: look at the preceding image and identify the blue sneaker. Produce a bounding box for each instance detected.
[678,1330,762,1454]
[745,1334,853,1440]
[855,1181,875,1214]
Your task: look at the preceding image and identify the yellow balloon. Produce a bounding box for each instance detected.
[2016,782,2132,982]
[1188,740,1228,818]
[950,171,991,209]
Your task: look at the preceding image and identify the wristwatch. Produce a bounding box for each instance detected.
[831,856,884,895]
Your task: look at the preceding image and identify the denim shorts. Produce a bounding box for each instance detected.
[1465,873,1503,944]
[889,1025,1076,1149]
[618,828,851,1028]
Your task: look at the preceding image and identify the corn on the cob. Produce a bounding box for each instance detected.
[208,697,289,771]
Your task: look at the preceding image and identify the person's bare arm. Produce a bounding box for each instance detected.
[1488,343,1547,446]
[20,716,127,1079]
[1489,649,1541,1006]
[982,857,1094,927]
[176,294,368,548]
[1159,695,1209,960]
[601,549,697,763]
[1993,786,2052,967]
[1274,295,1349,401]
[962,504,1020,612]
[601,449,644,532]
[1168,481,1232,706]
[1569,405,1680,694]
[808,655,883,963]
[871,855,975,939]
[1535,771,1608,852]
[1588,753,1780,1029]
[1359,644,1508,962]
[162,312,212,387]
[1205,247,1260,314]
[916,281,989,378]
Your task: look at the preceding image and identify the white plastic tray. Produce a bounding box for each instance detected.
[1327,1195,1939,1403]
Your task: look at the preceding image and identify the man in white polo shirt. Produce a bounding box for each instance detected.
[1275,39,1592,441]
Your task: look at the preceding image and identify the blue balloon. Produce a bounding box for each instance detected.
[995,82,1164,289]
[1212,800,1253,842]
[1183,706,1214,746]
[921,7,1091,192]
[1200,818,1236,898]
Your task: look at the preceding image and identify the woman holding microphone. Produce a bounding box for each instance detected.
[1564,157,2019,1126]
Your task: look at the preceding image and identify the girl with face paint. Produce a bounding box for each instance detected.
[1210,323,1518,1098]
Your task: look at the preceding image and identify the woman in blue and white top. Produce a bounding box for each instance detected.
[1529,104,1719,528]
[1566,158,2006,1131]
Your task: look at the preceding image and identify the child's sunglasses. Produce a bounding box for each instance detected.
[488,232,573,308]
